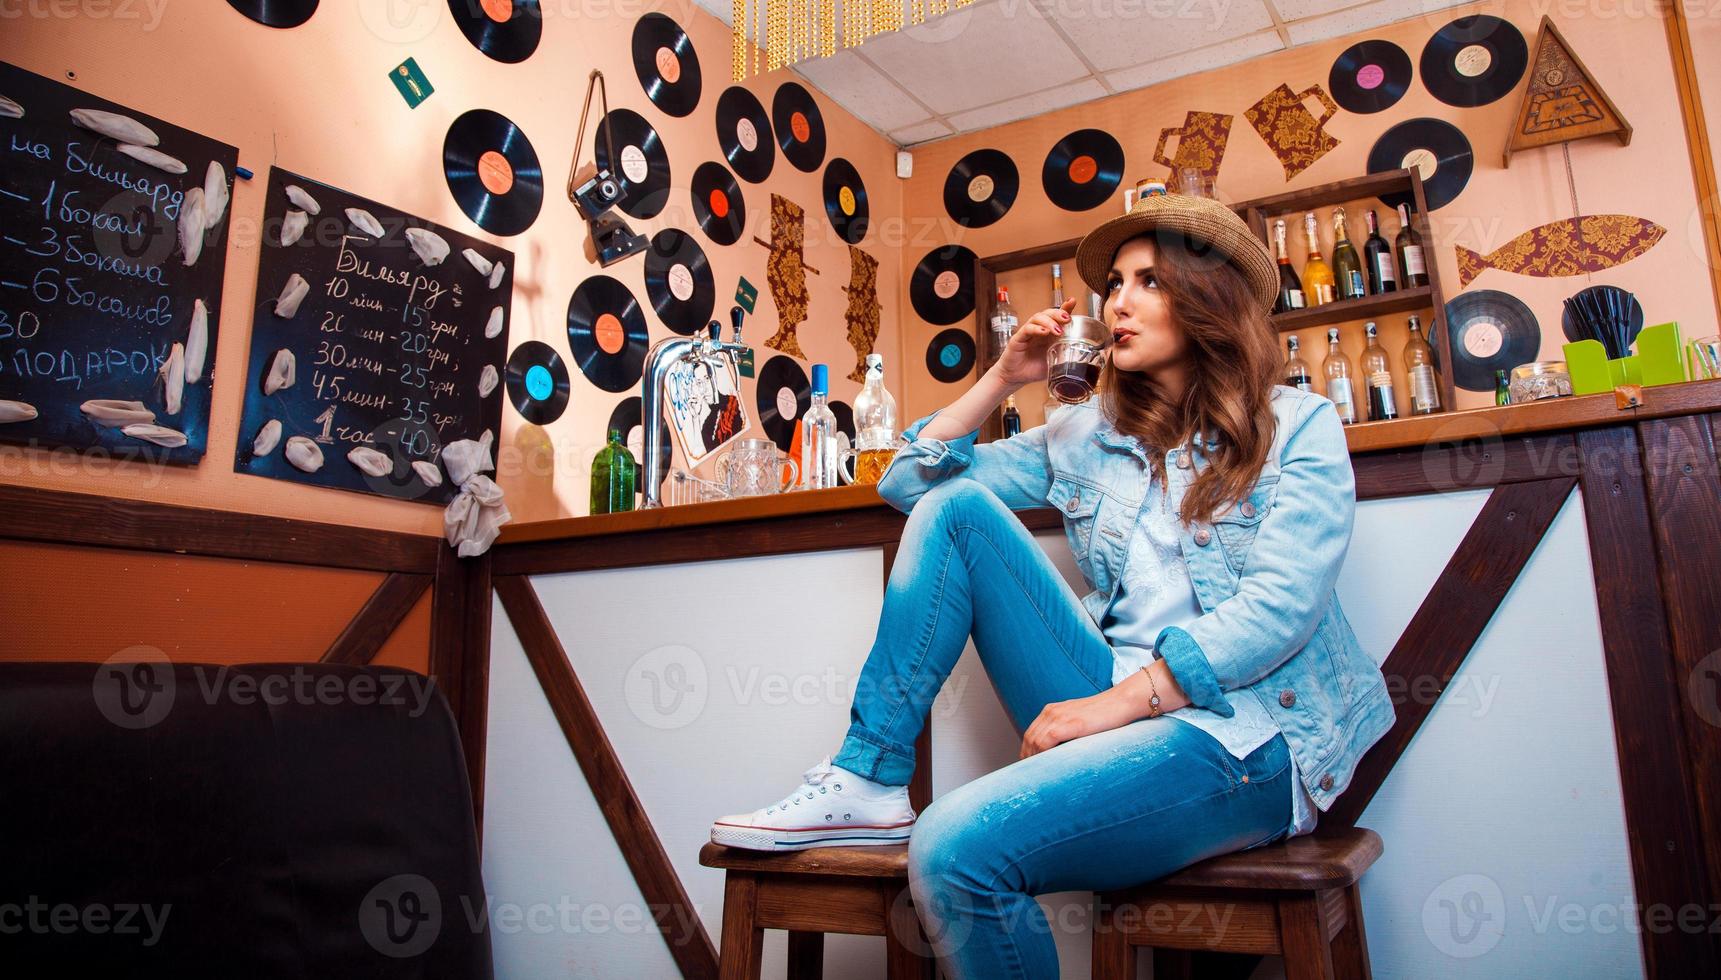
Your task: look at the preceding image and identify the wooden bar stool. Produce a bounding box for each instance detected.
[698,841,936,980]
[1091,826,1383,980]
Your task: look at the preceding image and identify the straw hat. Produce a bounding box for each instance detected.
[1074,192,1279,312]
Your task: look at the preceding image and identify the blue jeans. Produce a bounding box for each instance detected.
[830,480,1293,979]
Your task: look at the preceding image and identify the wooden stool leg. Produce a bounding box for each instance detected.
[1331,884,1373,980]
[719,873,765,980]
[787,931,824,979]
[1090,893,1137,980]
[884,883,936,980]
[1279,892,1336,980]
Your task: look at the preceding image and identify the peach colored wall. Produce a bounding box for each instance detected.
[2,0,904,531]
[896,0,1721,422]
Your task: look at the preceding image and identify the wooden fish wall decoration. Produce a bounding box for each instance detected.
[1456,214,1664,287]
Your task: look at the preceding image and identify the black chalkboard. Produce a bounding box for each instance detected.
[235,168,512,505]
[0,61,238,462]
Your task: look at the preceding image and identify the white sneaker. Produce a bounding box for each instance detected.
[710,755,916,851]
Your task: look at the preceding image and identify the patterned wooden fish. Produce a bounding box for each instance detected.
[1456,214,1663,286]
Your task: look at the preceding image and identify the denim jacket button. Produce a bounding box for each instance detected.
[1175,454,1192,470]
[1320,773,1334,791]
[1279,689,1296,708]
[1066,490,1081,513]
[1193,528,1211,546]
[1240,501,1257,518]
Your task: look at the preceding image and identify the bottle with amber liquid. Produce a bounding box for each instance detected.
[1300,212,1335,306]
[1322,327,1358,424]
[1404,315,1442,415]
[1284,336,1314,392]
[1361,322,1398,421]
[1273,218,1305,315]
[1332,208,1367,301]
[590,428,637,515]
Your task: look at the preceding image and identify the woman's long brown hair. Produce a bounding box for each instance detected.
[1096,229,1280,526]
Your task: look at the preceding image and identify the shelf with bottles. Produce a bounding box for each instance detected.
[1283,316,1447,425]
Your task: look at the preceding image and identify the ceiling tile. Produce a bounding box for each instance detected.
[1102,30,1284,92]
[944,77,1110,133]
[1052,0,1275,72]
[688,0,734,25]
[791,51,933,132]
[891,120,956,144]
[1285,0,1458,45]
[1269,0,1371,22]
[856,0,1087,114]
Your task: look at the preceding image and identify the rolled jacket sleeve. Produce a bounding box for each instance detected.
[875,410,1056,514]
[1155,397,1356,715]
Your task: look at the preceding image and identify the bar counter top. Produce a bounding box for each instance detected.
[496,377,1721,545]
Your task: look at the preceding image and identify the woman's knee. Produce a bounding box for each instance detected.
[908,481,1010,538]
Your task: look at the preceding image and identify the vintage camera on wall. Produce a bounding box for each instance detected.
[567,70,647,267]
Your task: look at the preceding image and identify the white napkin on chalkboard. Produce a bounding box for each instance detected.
[441,430,511,557]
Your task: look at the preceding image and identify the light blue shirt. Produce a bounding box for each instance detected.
[1101,470,1319,838]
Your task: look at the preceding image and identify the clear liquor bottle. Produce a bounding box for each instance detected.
[1285,335,1314,392]
[799,364,840,489]
[1404,315,1442,415]
[989,287,1018,362]
[1322,327,1358,424]
[1050,263,1066,308]
[1361,322,1398,421]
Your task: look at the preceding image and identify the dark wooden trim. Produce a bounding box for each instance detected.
[1577,424,1720,978]
[320,572,432,665]
[494,574,720,980]
[1350,433,1580,500]
[496,507,912,576]
[0,483,440,573]
[1638,415,1721,972]
[1324,476,1576,827]
[1266,285,1434,334]
[1662,0,1721,324]
[431,547,493,841]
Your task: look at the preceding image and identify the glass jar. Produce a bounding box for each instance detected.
[1508,361,1573,403]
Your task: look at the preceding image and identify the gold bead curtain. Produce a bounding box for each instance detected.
[732,0,975,80]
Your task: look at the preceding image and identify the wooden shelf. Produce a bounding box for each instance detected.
[1270,285,1435,332]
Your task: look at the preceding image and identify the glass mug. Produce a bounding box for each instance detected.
[1046,313,1114,403]
[715,438,799,497]
[840,433,907,486]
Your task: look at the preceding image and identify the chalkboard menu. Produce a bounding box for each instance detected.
[235,168,511,505]
[0,61,238,462]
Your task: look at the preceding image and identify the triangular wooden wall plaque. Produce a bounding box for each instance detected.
[1504,16,1632,167]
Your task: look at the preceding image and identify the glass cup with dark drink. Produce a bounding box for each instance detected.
[1045,313,1114,403]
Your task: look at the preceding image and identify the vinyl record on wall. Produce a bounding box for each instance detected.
[226,0,317,28]
[1042,129,1125,212]
[632,12,701,116]
[567,275,649,393]
[944,148,1019,229]
[595,108,672,219]
[926,328,977,384]
[909,245,978,325]
[1366,118,1474,211]
[1442,289,1542,390]
[1329,39,1412,114]
[773,81,826,173]
[449,0,543,63]
[716,86,775,183]
[755,355,811,450]
[608,395,673,489]
[442,108,545,236]
[830,400,856,445]
[1420,14,1528,108]
[644,228,715,335]
[505,340,571,424]
[822,157,869,245]
[691,161,746,246]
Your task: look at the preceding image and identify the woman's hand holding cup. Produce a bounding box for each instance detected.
[993,297,1077,387]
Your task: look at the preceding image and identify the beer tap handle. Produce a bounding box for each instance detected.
[729,305,745,344]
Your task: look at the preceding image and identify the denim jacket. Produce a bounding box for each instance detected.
[876,386,1394,814]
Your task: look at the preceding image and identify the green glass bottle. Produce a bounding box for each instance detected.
[1495,369,1511,406]
[590,428,637,514]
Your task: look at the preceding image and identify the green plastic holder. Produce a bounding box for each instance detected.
[1563,322,1686,395]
